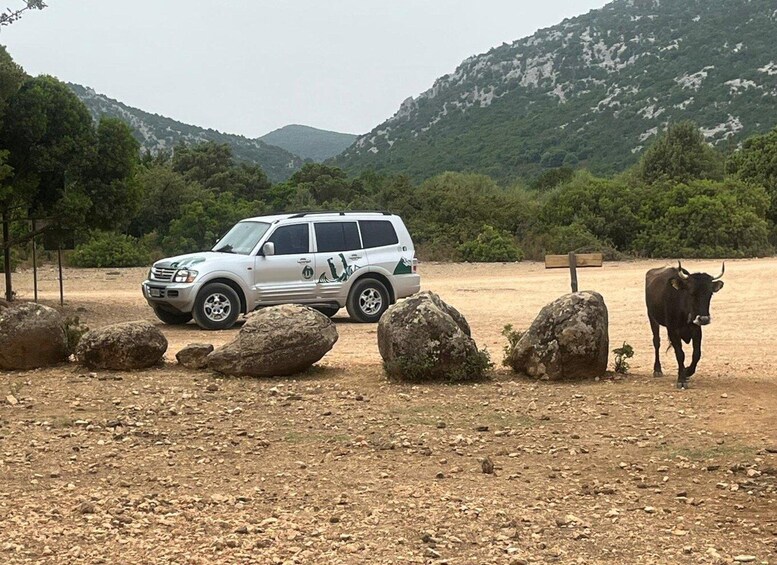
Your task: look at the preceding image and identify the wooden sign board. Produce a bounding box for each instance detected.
[545,253,603,269]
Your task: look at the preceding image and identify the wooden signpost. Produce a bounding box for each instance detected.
[545,252,603,292]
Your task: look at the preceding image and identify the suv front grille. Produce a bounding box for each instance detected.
[151,267,176,282]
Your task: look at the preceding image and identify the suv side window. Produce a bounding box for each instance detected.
[359,220,399,248]
[314,222,361,253]
[267,224,309,255]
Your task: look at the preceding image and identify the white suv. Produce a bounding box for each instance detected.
[142,212,420,329]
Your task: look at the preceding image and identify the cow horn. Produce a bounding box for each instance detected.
[677,261,690,279]
[713,262,725,281]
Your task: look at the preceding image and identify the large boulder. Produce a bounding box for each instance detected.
[76,321,168,370]
[506,291,609,380]
[0,303,69,370]
[207,305,338,377]
[378,291,489,382]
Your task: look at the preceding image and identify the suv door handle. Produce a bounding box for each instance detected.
[298,258,311,264]
[349,254,361,260]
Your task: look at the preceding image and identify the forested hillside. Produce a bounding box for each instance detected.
[334,0,777,182]
[68,84,304,183]
[260,124,356,162]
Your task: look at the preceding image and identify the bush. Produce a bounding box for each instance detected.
[459,225,524,262]
[70,231,151,268]
[501,324,523,367]
[612,342,634,374]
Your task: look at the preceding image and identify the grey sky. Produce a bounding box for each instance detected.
[2,0,608,137]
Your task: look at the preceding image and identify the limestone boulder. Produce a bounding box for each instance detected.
[176,343,214,370]
[506,291,609,380]
[207,305,338,377]
[76,321,168,370]
[0,303,69,370]
[377,291,489,382]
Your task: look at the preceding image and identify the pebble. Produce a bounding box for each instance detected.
[206,383,219,392]
[733,556,756,563]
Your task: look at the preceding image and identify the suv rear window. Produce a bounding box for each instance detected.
[315,222,361,253]
[359,220,399,248]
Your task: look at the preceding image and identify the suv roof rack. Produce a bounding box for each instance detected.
[288,211,393,219]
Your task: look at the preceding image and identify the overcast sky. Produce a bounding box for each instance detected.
[1,0,608,137]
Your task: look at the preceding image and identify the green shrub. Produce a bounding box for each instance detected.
[70,231,151,268]
[612,342,634,374]
[384,347,493,383]
[64,316,89,355]
[501,324,524,367]
[459,225,524,262]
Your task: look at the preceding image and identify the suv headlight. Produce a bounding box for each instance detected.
[173,269,198,283]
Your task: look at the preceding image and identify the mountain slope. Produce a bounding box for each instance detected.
[334,0,777,181]
[260,124,356,162]
[68,84,304,182]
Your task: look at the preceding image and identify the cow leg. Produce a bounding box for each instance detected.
[687,326,702,378]
[650,317,663,377]
[668,328,688,389]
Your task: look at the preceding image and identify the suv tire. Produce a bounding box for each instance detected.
[313,305,340,318]
[347,278,390,323]
[153,305,192,325]
[192,283,241,330]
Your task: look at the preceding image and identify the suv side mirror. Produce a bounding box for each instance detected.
[262,242,275,256]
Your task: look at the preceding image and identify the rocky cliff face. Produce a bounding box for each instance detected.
[335,0,777,181]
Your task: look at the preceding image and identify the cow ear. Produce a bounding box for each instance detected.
[670,277,686,290]
[712,280,724,293]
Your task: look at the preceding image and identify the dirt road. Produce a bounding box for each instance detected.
[1,259,775,564]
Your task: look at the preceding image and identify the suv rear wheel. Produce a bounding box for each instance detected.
[153,305,192,325]
[192,283,241,330]
[347,278,390,323]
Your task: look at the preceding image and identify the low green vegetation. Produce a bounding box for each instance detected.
[612,342,635,374]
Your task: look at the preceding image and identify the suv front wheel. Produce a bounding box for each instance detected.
[347,278,390,323]
[192,283,241,330]
[153,305,192,326]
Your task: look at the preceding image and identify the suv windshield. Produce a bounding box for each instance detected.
[213,221,270,255]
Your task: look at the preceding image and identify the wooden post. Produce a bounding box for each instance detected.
[31,220,38,302]
[57,246,64,307]
[568,252,578,293]
[2,212,11,302]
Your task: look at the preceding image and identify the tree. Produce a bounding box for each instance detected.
[1,75,96,223]
[170,141,271,200]
[637,121,724,185]
[0,0,46,27]
[727,127,777,239]
[84,118,141,231]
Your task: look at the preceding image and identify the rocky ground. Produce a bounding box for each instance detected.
[1,260,775,564]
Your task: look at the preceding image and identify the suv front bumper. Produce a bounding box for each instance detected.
[141,280,201,313]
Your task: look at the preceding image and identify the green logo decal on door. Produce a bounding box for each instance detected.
[302,265,314,280]
[319,253,361,283]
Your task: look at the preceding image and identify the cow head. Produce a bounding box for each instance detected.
[671,262,725,326]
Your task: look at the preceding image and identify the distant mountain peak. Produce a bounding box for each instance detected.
[259,124,357,162]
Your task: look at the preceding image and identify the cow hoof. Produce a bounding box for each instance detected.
[676,381,688,390]
[653,371,664,378]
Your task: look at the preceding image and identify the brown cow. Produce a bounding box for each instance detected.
[645,262,724,389]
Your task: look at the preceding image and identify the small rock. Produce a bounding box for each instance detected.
[206,383,219,392]
[436,421,446,429]
[5,394,18,406]
[643,506,656,514]
[76,502,95,514]
[481,457,495,474]
[475,425,489,432]
[733,556,756,563]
